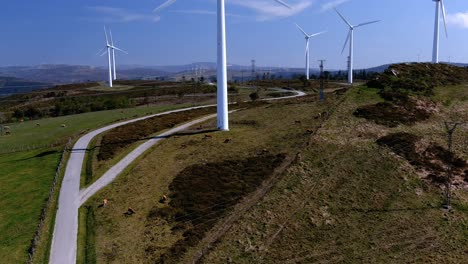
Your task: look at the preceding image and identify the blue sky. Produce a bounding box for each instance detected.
[1,0,468,69]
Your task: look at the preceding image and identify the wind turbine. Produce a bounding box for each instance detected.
[99,28,128,87]
[99,27,113,88]
[295,23,325,80]
[432,0,448,63]
[109,30,128,80]
[154,0,291,131]
[335,9,379,85]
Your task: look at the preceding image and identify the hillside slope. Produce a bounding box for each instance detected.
[201,86,467,263]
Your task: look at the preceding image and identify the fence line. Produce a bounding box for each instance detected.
[0,141,66,155]
[26,137,73,264]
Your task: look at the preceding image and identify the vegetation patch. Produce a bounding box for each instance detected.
[353,90,438,127]
[149,154,286,263]
[377,132,467,184]
[367,63,468,94]
[97,107,216,161]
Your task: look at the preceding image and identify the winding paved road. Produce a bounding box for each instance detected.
[49,90,306,264]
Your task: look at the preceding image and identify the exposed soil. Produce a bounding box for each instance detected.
[377,132,468,185]
[147,154,286,264]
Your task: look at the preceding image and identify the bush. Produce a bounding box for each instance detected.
[249,92,259,101]
[155,154,286,263]
[367,63,468,94]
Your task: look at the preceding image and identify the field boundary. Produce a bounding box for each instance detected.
[26,138,73,264]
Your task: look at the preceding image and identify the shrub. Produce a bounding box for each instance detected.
[249,92,259,101]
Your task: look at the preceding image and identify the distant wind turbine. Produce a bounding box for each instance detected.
[295,23,325,80]
[335,9,380,85]
[432,0,448,63]
[98,27,127,87]
[154,0,291,131]
[109,30,128,81]
[98,27,113,87]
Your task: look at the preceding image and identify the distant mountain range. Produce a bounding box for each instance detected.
[0,76,51,96]
[0,62,466,95]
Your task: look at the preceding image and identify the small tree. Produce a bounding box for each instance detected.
[249,92,259,101]
[13,109,24,120]
[443,121,462,209]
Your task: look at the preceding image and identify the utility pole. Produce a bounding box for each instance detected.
[251,59,256,80]
[347,56,351,85]
[319,60,326,101]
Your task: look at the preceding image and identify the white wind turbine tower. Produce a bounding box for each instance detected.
[154,0,291,131]
[335,9,380,85]
[109,30,128,80]
[432,0,448,63]
[99,27,127,87]
[295,23,325,80]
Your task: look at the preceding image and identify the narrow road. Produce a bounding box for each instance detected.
[49,91,305,264]
[49,105,215,264]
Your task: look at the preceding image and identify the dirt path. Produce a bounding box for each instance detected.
[49,105,216,264]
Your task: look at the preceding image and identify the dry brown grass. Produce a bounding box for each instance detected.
[80,84,467,264]
[199,86,468,264]
[81,94,338,263]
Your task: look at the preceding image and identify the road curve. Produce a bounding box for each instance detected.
[78,114,219,205]
[49,90,305,264]
[49,105,215,264]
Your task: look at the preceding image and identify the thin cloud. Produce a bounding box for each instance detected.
[154,0,177,13]
[228,0,313,21]
[447,12,468,29]
[170,9,216,15]
[87,6,161,23]
[170,9,243,18]
[321,0,350,12]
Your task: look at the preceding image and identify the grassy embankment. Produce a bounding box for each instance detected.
[78,92,342,263]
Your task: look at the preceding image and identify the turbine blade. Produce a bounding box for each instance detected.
[295,23,309,37]
[104,26,109,45]
[440,0,448,38]
[309,31,326,37]
[153,0,177,13]
[274,0,292,9]
[100,50,108,56]
[335,8,352,28]
[341,31,350,54]
[96,47,106,56]
[110,30,114,46]
[305,39,309,56]
[355,20,380,28]
[112,46,128,54]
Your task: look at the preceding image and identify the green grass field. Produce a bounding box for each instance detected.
[0,104,200,152]
[0,149,60,263]
[0,103,208,263]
